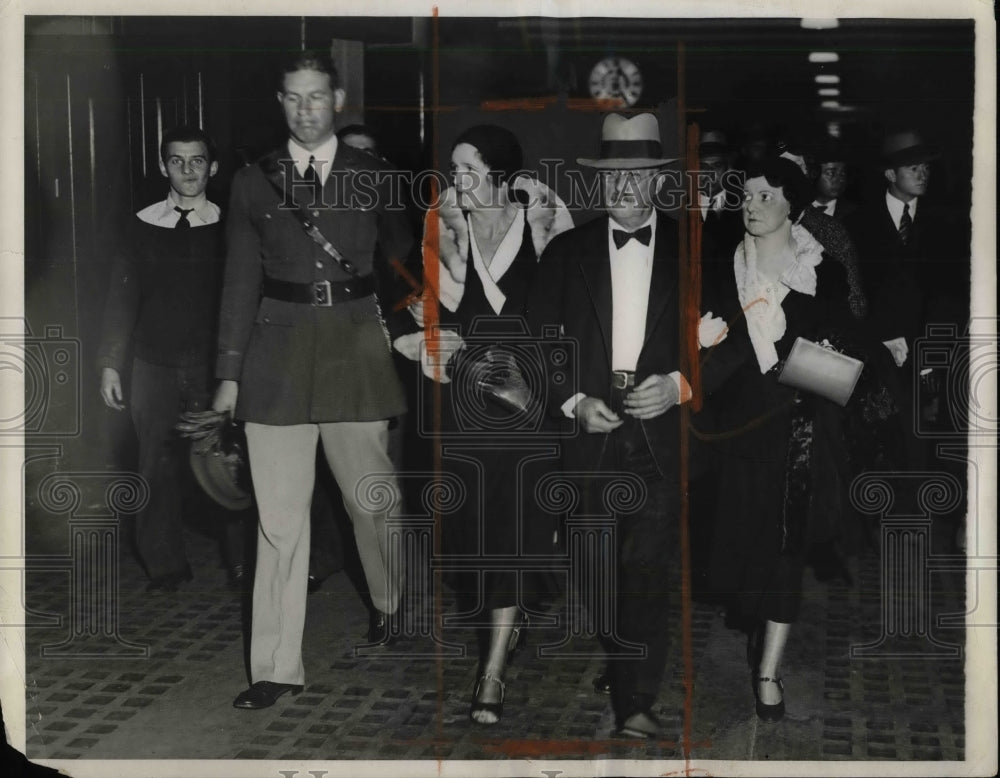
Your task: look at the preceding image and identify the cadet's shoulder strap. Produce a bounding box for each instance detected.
[257,157,360,278]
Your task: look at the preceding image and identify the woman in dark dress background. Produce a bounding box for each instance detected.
[394,125,573,724]
[699,157,861,721]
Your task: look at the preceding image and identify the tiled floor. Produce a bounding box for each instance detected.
[19,469,971,773]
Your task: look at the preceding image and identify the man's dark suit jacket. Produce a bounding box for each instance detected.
[526,214,687,480]
[846,195,968,345]
[824,198,858,221]
[216,143,414,425]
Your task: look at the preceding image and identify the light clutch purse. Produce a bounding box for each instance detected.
[777,336,864,406]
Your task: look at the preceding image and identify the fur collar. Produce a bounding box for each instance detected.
[426,176,574,311]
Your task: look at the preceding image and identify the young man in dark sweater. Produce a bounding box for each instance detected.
[98,125,226,591]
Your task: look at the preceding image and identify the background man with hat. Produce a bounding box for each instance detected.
[697,128,746,307]
[212,50,414,710]
[846,129,962,367]
[98,124,232,592]
[527,112,700,738]
[846,129,970,514]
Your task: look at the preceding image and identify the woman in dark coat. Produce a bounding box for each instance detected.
[698,157,865,721]
[394,125,573,724]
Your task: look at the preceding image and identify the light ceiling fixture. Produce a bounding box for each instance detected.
[809,52,840,64]
[818,88,840,97]
[802,18,840,30]
[827,121,842,137]
[821,100,841,109]
[815,74,841,84]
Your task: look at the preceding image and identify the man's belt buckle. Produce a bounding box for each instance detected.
[313,279,332,307]
[611,370,634,390]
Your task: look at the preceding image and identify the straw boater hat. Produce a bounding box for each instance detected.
[880,130,938,168]
[577,113,677,169]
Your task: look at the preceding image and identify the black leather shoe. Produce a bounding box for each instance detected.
[592,673,612,695]
[227,563,245,591]
[233,681,303,710]
[146,564,193,593]
[366,609,396,645]
[307,574,326,594]
[617,707,661,738]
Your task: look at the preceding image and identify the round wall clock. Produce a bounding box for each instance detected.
[589,57,644,106]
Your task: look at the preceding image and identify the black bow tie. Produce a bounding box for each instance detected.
[612,225,652,250]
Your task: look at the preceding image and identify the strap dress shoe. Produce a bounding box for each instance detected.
[366,609,396,645]
[233,681,303,710]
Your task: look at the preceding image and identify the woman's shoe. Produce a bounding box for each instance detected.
[753,676,785,721]
[507,611,528,659]
[469,672,505,725]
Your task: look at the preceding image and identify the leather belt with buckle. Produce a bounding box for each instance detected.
[262,275,375,307]
[611,370,636,390]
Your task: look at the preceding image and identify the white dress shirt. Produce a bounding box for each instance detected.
[885,190,918,230]
[562,211,686,417]
[811,199,836,217]
[288,135,338,186]
[609,212,656,371]
[136,192,220,228]
[699,190,726,221]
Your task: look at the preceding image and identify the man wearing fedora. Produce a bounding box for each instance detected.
[527,112,697,738]
[696,128,745,309]
[212,50,414,710]
[846,129,963,368]
[847,129,970,501]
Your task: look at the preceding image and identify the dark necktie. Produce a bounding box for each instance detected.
[612,225,652,250]
[898,202,912,245]
[302,155,322,205]
[174,207,193,229]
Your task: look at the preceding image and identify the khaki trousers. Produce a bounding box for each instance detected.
[244,420,401,685]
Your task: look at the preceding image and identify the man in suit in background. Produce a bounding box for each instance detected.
[846,129,970,508]
[213,50,414,709]
[846,129,963,370]
[810,141,858,221]
[527,113,691,738]
[696,129,744,309]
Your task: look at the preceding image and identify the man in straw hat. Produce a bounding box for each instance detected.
[527,112,706,738]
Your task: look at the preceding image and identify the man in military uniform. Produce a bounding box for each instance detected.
[213,51,414,709]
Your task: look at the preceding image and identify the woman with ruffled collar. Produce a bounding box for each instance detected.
[394,124,573,725]
[698,156,860,723]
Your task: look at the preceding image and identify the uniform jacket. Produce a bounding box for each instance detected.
[216,143,415,425]
[526,214,686,478]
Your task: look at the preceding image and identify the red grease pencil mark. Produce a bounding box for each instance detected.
[427,9,446,772]
[481,96,558,111]
[676,40,699,774]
